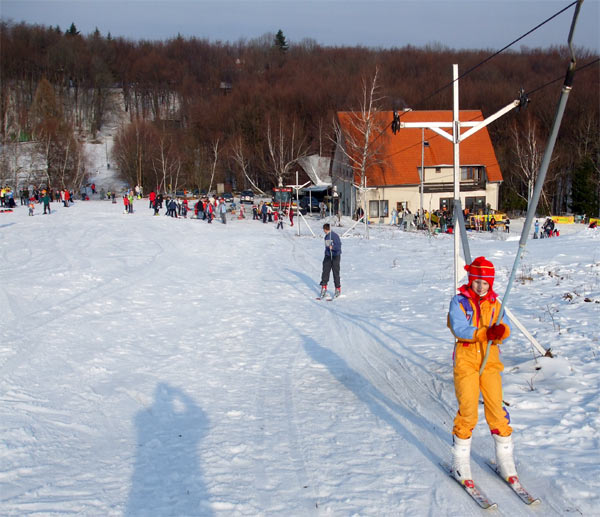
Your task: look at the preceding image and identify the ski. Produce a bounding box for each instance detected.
[486,462,541,506]
[316,288,331,301]
[441,462,497,510]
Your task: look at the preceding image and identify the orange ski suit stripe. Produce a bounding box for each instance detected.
[448,288,512,439]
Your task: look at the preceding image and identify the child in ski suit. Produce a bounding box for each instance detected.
[447,256,517,486]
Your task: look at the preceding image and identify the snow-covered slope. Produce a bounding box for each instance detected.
[0,202,598,515]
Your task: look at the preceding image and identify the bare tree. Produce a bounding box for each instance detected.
[509,115,553,211]
[207,138,220,194]
[332,67,386,237]
[113,119,159,193]
[266,116,310,187]
[230,136,266,195]
[152,134,181,195]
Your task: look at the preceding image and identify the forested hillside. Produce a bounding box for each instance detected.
[1,21,598,214]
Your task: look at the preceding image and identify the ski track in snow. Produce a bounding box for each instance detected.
[0,200,598,516]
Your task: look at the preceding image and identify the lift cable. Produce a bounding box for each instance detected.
[371,0,581,145]
[525,56,599,96]
[417,1,579,108]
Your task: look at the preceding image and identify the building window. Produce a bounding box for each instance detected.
[465,196,486,213]
[439,198,453,212]
[436,167,441,174]
[461,166,481,181]
[369,200,389,218]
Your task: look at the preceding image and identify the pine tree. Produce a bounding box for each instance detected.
[570,158,599,217]
[66,22,80,37]
[274,29,288,52]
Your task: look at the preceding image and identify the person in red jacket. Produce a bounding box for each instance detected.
[206,200,213,223]
[149,191,156,209]
[182,198,189,218]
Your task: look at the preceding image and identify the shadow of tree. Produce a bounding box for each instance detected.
[126,383,212,516]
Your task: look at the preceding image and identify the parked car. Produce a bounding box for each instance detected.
[240,190,254,204]
[222,192,234,203]
[300,196,320,212]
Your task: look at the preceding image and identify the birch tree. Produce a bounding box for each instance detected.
[230,136,266,195]
[207,139,219,194]
[265,116,309,187]
[509,115,553,211]
[152,134,181,195]
[332,67,386,237]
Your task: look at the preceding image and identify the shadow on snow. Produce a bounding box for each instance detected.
[126,382,212,516]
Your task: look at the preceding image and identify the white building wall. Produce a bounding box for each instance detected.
[364,184,500,223]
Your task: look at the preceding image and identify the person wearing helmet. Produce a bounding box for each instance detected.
[447,257,516,487]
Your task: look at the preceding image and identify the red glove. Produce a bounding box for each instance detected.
[487,324,507,341]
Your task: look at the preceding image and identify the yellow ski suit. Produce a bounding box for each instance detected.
[448,286,511,439]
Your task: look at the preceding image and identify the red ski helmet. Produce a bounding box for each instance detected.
[465,256,495,290]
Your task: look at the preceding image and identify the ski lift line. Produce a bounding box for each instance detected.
[400,121,479,128]
[377,3,578,150]
[478,0,584,374]
[373,0,584,186]
[387,54,595,164]
[415,1,579,108]
[383,113,483,162]
[453,201,550,358]
[525,57,599,96]
[382,55,596,164]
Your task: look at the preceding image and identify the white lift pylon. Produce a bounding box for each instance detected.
[399,64,523,290]
[399,64,546,356]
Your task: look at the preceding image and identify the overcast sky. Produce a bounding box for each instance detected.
[1,0,599,51]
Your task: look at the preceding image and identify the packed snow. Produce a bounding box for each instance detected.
[1,196,599,516]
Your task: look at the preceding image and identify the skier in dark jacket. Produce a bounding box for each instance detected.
[261,203,268,223]
[319,223,342,298]
[42,191,51,214]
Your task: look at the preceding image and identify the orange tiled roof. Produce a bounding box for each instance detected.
[337,110,503,186]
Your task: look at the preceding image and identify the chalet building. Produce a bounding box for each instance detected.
[331,110,504,222]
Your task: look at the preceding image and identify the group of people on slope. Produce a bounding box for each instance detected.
[534,217,559,238]
[251,201,295,227]
[145,191,230,223]
[192,197,228,224]
[1,186,16,208]
[4,186,76,212]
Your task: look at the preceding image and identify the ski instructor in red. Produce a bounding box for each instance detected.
[447,257,516,486]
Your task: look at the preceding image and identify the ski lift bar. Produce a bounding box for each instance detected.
[479,0,583,371]
[400,97,525,144]
[460,100,520,141]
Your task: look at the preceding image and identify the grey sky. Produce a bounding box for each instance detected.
[1,0,598,52]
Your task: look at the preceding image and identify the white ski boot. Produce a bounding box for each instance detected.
[319,285,328,298]
[493,434,518,481]
[452,436,473,486]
